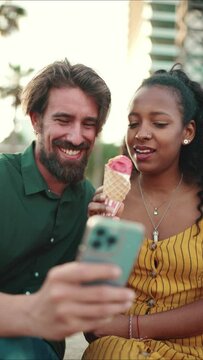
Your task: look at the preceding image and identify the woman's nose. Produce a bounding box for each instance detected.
[135,129,152,140]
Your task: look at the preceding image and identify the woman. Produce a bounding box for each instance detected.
[82,65,203,359]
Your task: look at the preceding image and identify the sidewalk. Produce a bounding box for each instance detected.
[64,333,88,360]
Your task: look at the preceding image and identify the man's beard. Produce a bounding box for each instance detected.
[39,140,89,185]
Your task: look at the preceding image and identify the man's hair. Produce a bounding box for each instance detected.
[21,58,111,134]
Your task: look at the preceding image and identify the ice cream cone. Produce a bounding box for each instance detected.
[103,156,133,216]
[103,165,131,202]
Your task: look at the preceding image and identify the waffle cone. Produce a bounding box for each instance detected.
[103,165,131,202]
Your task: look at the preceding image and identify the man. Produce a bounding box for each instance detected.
[0,59,134,360]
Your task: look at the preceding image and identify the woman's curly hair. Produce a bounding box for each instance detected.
[123,64,203,231]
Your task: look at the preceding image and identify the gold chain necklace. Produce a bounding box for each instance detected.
[138,174,183,243]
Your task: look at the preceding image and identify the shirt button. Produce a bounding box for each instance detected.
[50,237,55,243]
[147,298,155,307]
[141,351,150,357]
[149,270,157,278]
[25,291,31,295]
[34,272,39,278]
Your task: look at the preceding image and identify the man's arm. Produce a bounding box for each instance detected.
[0,262,134,340]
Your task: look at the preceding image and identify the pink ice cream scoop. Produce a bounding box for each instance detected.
[103,155,133,216]
[107,155,133,177]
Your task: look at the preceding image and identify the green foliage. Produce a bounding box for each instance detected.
[0,63,34,107]
[86,141,121,187]
[0,2,26,36]
[0,63,34,145]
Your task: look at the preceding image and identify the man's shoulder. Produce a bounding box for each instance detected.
[0,152,22,172]
[0,153,23,197]
[0,144,33,172]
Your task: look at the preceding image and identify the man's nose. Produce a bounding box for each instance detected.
[66,124,84,145]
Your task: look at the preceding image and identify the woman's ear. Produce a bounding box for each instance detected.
[182,120,196,145]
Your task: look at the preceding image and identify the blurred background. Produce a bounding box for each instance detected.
[0,0,203,187]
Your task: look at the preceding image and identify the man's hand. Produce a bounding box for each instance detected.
[25,262,134,340]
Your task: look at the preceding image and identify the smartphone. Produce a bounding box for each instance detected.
[77,215,145,286]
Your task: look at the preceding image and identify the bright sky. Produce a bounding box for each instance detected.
[0,0,150,144]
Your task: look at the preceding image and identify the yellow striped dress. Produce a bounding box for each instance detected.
[82,222,203,359]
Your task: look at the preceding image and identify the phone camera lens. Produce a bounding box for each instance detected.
[96,228,105,236]
[92,239,101,248]
[107,236,117,246]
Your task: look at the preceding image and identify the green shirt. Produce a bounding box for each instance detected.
[0,142,95,358]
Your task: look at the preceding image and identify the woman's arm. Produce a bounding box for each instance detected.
[140,299,203,339]
[92,299,203,340]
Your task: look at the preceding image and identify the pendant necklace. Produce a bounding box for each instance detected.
[138,174,183,243]
[153,208,158,216]
[146,198,167,216]
[142,187,180,216]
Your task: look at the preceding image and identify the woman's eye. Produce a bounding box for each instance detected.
[154,122,168,128]
[128,122,139,129]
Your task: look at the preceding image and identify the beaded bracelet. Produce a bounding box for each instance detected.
[129,314,148,341]
[129,314,133,339]
[136,315,140,338]
[137,315,149,341]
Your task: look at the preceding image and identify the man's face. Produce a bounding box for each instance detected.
[33,87,99,184]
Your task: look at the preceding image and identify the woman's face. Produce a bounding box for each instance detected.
[126,85,193,175]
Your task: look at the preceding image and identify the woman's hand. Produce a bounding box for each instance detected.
[93,314,129,338]
[88,186,124,218]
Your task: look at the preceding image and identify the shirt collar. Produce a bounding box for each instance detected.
[21,142,47,195]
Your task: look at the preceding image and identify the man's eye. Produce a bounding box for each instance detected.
[84,122,96,128]
[56,119,68,124]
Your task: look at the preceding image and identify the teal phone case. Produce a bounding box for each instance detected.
[77,215,145,286]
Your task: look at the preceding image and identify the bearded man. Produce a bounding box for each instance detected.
[0,59,134,360]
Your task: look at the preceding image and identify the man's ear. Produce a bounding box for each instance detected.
[30,112,41,134]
